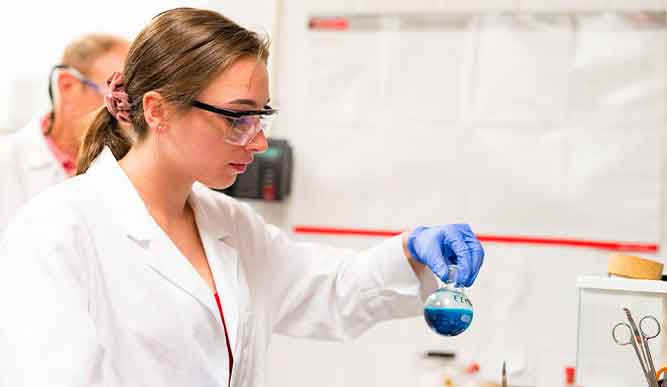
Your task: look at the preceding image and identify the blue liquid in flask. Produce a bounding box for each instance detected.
[423,265,474,336]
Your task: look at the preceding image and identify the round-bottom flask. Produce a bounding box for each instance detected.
[423,265,473,336]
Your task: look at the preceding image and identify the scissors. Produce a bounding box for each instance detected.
[612,308,661,387]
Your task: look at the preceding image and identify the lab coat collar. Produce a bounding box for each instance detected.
[18,116,62,171]
[86,147,234,242]
[87,147,240,348]
[87,147,161,241]
[11,116,67,198]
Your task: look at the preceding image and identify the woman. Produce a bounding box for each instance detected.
[0,8,484,387]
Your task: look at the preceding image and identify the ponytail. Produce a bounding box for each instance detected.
[76,107,132,175]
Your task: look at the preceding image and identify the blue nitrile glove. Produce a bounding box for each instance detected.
[406,224,484,287]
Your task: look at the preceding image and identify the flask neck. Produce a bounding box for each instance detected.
[441,282,465,293]
[443,265,462,290]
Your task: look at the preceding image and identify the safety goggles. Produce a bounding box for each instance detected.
[191,100,278,146]
[49,65,105,99]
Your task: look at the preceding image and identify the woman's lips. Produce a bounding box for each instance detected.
[229,163,248,173]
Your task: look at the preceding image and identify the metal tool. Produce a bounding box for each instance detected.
[502,361,507,387]
[612,308,662,387]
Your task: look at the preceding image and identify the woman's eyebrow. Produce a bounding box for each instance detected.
[227,98,259,107]
[226,97,271,107]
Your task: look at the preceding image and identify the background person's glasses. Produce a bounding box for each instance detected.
[48,65,105,102]
[49,65,105,96]
[191,100,278,146]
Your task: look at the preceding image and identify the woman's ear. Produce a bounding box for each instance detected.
[143,91,168,133]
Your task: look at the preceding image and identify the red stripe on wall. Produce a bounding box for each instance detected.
[292,226,659,253]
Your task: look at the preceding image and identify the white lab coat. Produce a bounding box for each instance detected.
[0,147,437,387]
[0,116,67,235]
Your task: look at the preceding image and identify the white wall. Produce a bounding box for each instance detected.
[0,0,277,132]
[261,1,667,386]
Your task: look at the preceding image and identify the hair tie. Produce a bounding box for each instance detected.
[104,71,131,124]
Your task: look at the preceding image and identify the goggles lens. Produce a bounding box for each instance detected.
[226,114,275,146]
[190,100,278,146]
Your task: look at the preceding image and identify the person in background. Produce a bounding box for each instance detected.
[0,8,484,387]
[0,33,129,234]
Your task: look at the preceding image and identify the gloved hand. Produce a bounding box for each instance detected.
[406,224,484,287]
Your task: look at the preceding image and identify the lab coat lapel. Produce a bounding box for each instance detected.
[145,232,221,323]
[209,237,241,353]
[190,194,241,353]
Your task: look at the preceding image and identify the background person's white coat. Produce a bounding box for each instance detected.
[0,116,67,234]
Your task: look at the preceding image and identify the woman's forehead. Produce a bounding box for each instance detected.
[202,58,269,106]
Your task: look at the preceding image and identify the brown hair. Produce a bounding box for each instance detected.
[76,7,270,174]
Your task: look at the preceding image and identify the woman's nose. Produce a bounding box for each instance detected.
[245,130,269,153]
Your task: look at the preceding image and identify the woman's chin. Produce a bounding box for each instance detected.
[200,174,236,191]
